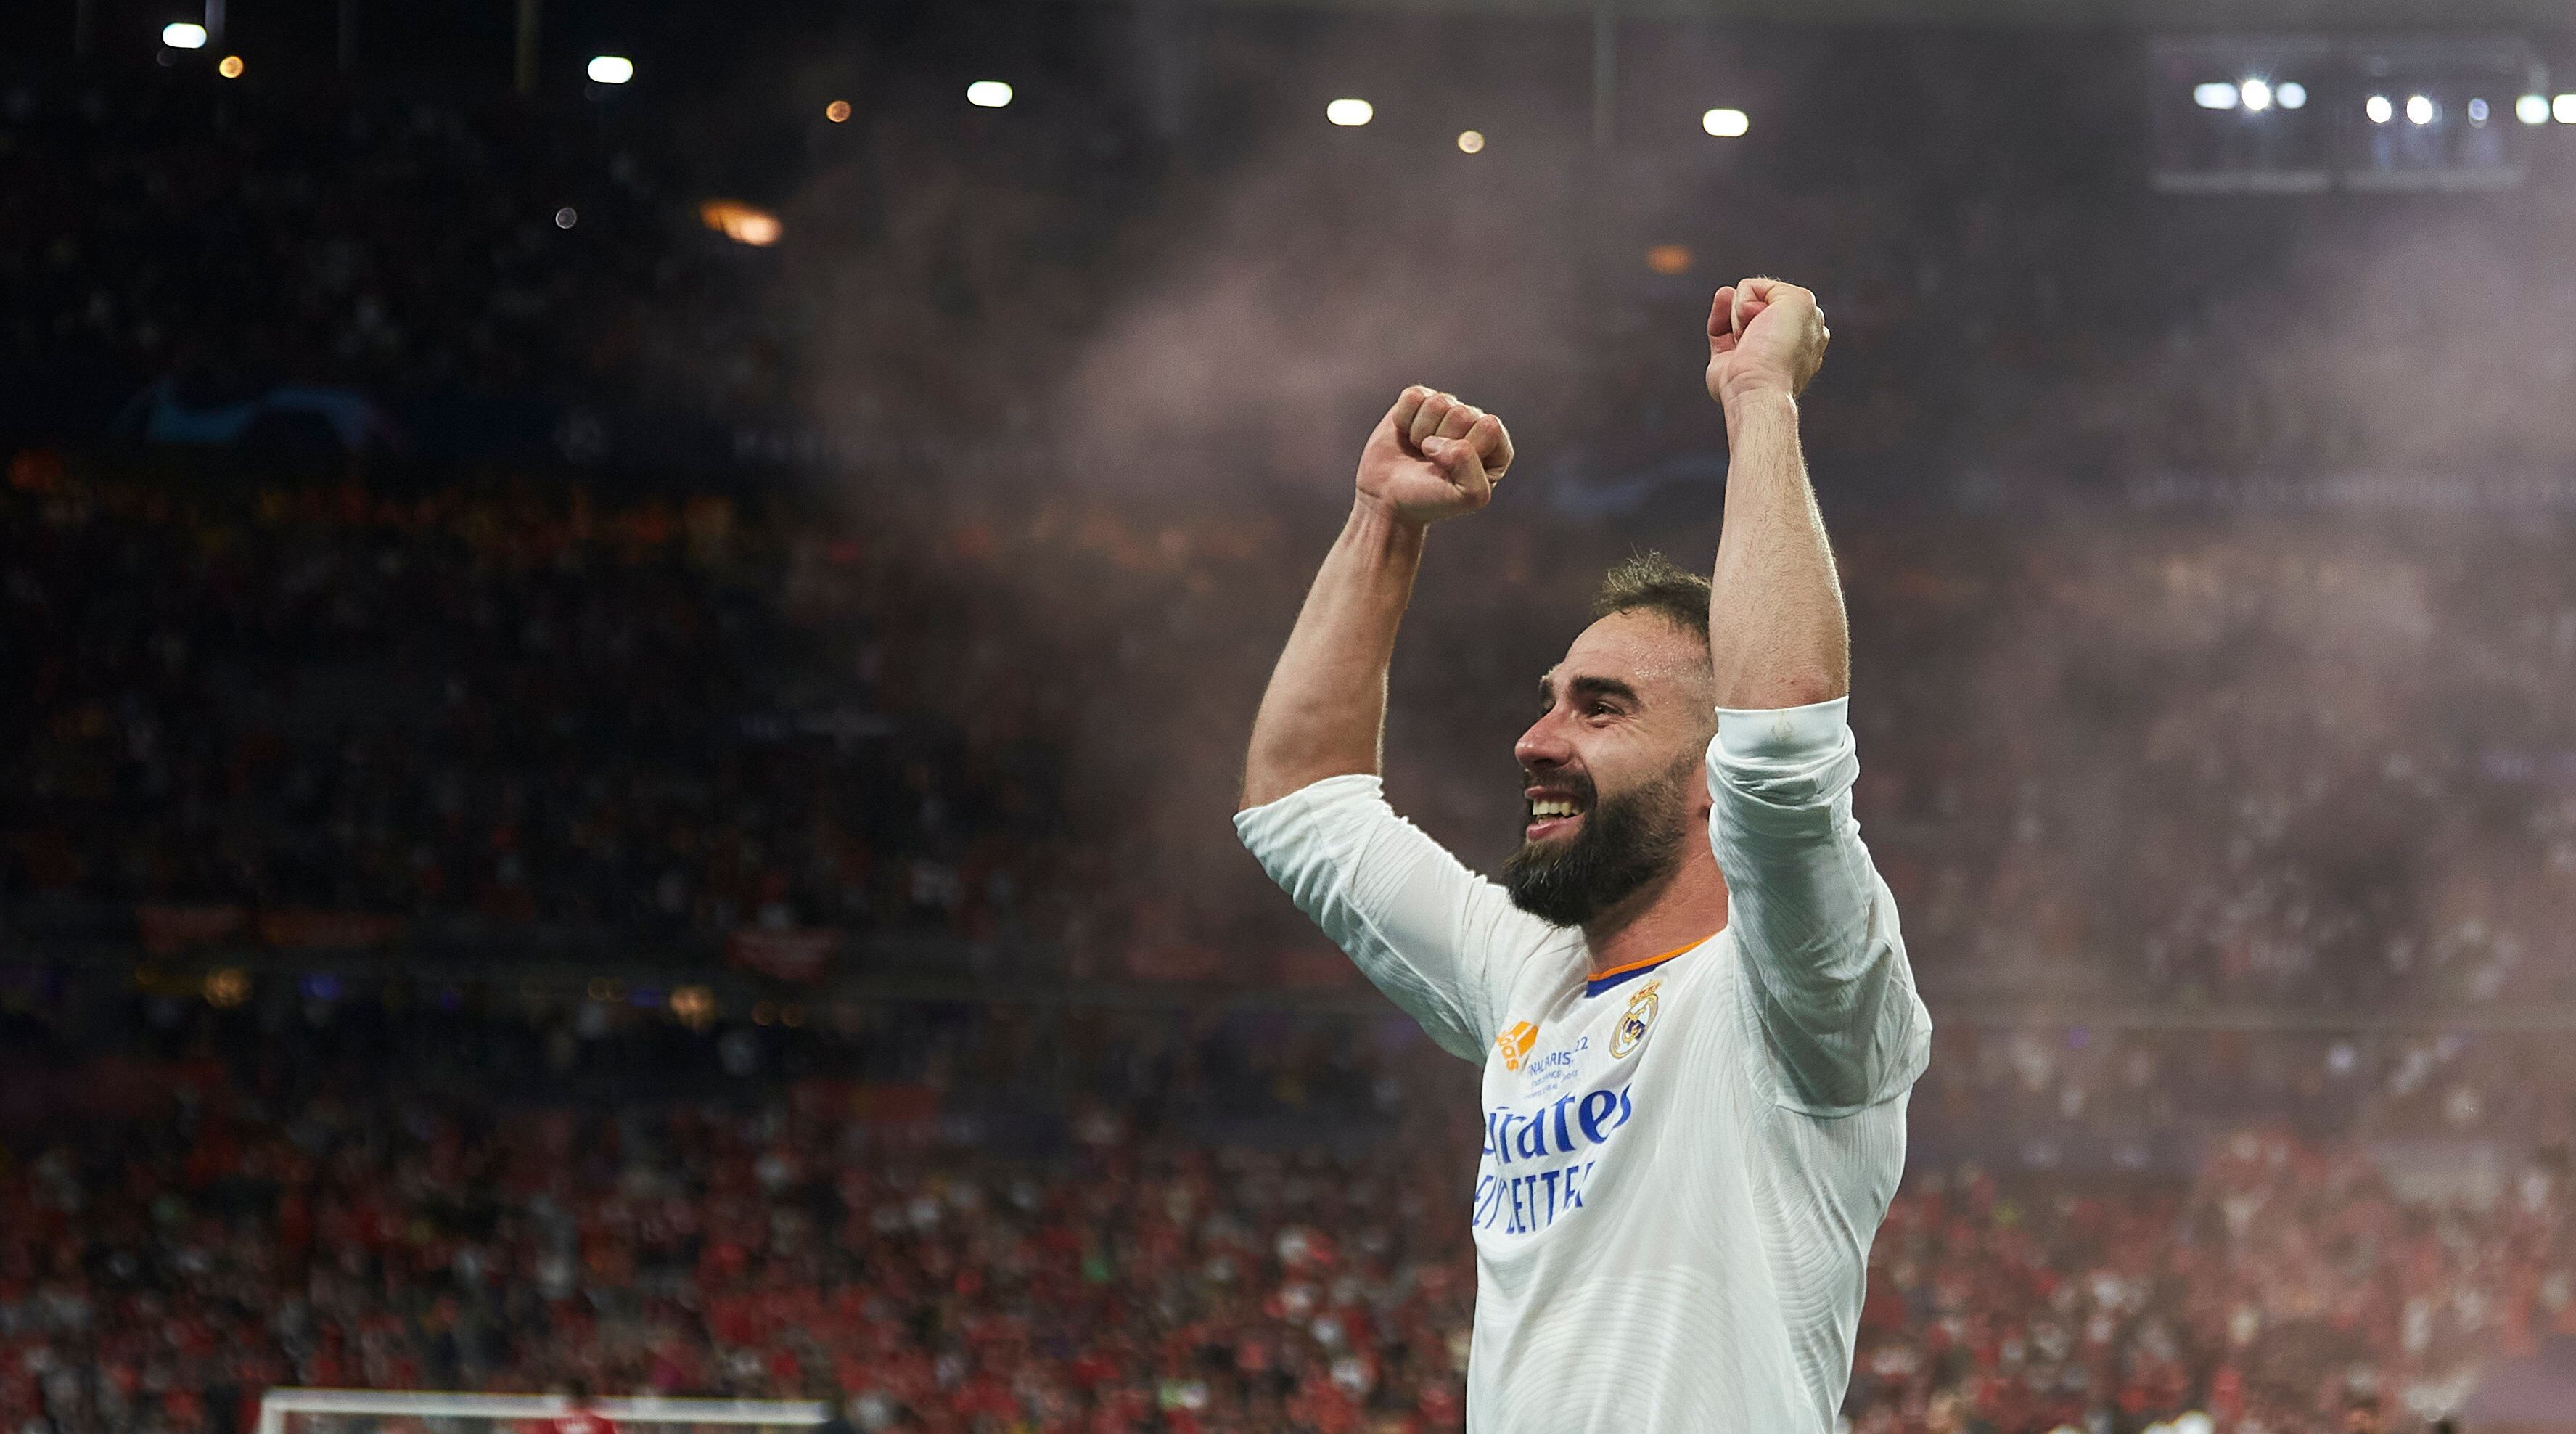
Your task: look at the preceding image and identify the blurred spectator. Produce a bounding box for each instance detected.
[12,462,2576,1014]
[0,996,2569,1434]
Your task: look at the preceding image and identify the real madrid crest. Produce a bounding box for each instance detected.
[1609,978,1661,1058]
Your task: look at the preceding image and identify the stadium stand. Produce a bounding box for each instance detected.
[9,22,2576,1434]
[1,996,2571,1433]
[12,462,2576,1012]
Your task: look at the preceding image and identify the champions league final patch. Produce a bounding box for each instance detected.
[1609,980,1661,1058]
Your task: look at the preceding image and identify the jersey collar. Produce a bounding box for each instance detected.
[1583,935,1713,998]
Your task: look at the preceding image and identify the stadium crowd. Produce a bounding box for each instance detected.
[0,461,1104,975]
[1851,512,2576,1012]
[0,1001,2567,1434]
[0,58,1152,438]
[1,78,760,415]
[12,459,2576,1010]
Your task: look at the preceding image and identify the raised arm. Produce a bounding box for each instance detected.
[1236,388,1548,1060]
[1698,279,1929,1114]
[1702,279,1845,710]
[1239,386,1514,808]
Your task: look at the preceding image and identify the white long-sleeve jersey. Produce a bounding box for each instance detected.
[1234,698,1931,1433]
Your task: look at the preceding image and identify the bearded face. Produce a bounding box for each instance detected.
[1501,750,1699,928]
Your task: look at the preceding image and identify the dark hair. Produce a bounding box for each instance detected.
[1592,552,1712,649]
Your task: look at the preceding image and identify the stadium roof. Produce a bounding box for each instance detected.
[1154,0,2575,28]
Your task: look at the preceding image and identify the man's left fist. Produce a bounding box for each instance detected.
[1705,277,1830,409]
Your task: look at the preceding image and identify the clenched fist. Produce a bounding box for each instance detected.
[1355,386,1517,526]
[1705,277,1830,409]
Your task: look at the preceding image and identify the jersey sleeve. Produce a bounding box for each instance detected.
[1707,697,1932,1117]
[1235,774,1557,1062]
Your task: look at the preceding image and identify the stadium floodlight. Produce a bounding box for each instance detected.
[966,80,1012,108]
[2239,78,2272,112]
[2365,94,2393,124]
[163,20,208,48]
[586,54,633,84]
[2517,94,2551,125]
[1456,129,1485,153]
[2558,94,2576,125]
[2192,82,2238,110]
[2276,81,2307,110]
[218,54,244,78]
[825,99,850,123]
[2466,97,2489,125]
[1326,98,1373,126]
[2405,94,2435,126]
[1702,107,1749,136]
[700,199,782,247]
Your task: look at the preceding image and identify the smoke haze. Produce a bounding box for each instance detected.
[760,11,2576,997]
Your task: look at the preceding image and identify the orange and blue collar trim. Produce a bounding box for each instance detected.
[1583,936,1714,998]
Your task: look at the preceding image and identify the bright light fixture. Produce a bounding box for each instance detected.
[1702,107,1749,137]
[1326,98,1373,126]
[217,54,244,78]
[1456,129,1485,153]
[2365,94,2393,124]
[2557,94,2576,125]
[2239,78,2272,112]
[2467,97,2489,125]
[2405,94,2434,126]
[825,100,850,123]
[162,21,208,48]
[554,207,578,229]
[700,199,782,247]
[2516,94,2550,125]
[2276,81,2307,110]
[966,80,1012,108]
[586,54,633,85]
[2192,82,2237,110]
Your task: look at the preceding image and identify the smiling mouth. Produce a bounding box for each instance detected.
[1524,795,1587,842]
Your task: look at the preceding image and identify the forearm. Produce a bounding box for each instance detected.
[1708,389,1850,710]
[1240,496,1427,809]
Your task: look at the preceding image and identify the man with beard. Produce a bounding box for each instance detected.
[1236,278,1929,1433]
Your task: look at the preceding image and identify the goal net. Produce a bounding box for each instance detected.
[255,1390,829,1434]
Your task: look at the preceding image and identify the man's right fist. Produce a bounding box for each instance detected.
[1355,387,1516,526]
